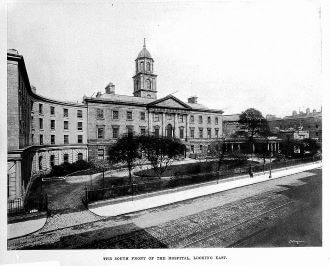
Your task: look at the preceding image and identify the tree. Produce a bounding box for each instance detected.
[238,108,270,156]
[209,139,226,184]
[92,159,110,189]
[108,133,141,195]
[139,135,185,178]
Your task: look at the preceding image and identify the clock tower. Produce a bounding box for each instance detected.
[133,39,157,99]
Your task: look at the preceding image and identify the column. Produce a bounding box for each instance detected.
[162,113,165,136]
[174,113,178,137]
[238,143,241,151]
[267,143,270,151]
[231,143,234,151]
[15,160,22,199]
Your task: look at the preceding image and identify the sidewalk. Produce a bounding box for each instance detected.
[89,161,322,217]
[7,215,47,240]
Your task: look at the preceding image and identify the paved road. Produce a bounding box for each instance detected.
[8,168,321,249]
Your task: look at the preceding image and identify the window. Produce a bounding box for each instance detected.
[77,135,83,143]
[97,127,104,139]
[77,153,83,161]
[140,112,145,121]
[154,127,160,137]
[96,108,104,119]
[179,127,184,139]
[207,116,211,124]
[50,155,55,167]
[51,135,55,144]
[215,128,219,138]
[31,134,34,144]
[77,122,83,131]
[31,116,34,129]
[39,118,43,129]
[191,145,195,154]
[39,156,43,170]
[207,128,211,138]
[190,128,195,138]
[315,124,319,129]
[146,79,151,90]
[39,135,43,145]
[147,62,151,71]
[140,61,144,72]
[200,145,203,152]
[39,104,43,114]
[167,114,173,120]
[154,113,160,122]
[179,115,184,123]
[50,120,55,130]
[140,128,146,136]
[63,153,69,163]
[127,111,133,120]
[112,110,119,119]
[127,126,134,135]
[215,117,218,125]
[199,115,203,124]
[112,127,119,139]
[77,109,82,118]
[63,108,68,118]
[97,149,104,160]
[190,115,194,123]
[199,128,203,138]
[64,121,69,130]
[64,135,69,144]
[50,106,55,115]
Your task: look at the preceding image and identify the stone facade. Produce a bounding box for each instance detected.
[7,50,88,201]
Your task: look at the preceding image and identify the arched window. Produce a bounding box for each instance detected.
[78,153,83,161]
[147,62,151,71]
[39,156,43,170]
[140,61,144,72]
[146,79,151,90]
[50,155,55,168]
[63,153,69,163]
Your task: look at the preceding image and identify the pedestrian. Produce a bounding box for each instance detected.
[248,165,253,178]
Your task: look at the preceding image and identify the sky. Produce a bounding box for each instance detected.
[7,0,322,117]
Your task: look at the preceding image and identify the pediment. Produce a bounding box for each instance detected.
[148,95,191,109]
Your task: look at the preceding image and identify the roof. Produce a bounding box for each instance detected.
[97,93,154,105]
[223,114,240,122]
[137,39,152,59]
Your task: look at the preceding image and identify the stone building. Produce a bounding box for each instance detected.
[84,43,224,160]
[7,50,88,201]
[267,108,322,143]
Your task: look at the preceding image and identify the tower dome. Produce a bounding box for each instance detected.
[137,38,152,59]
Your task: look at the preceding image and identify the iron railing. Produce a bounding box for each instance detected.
[83,155,321,205]
[8,193,48,216]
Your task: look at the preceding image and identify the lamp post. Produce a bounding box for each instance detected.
[269,146,272,179]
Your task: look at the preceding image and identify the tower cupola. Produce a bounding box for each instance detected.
[133,39,157,99]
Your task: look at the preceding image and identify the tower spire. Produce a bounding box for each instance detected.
[143,38,146,48]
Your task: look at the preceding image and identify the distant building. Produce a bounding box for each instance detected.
[267,108,322,143]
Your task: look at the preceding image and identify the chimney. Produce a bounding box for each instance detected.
[105,82,115,94]
[313,109,316,113]
[7,49,18,55]
[31,85,36,94]
[292,110,297,117]
[96,91,102,98]
[188,96,198,104]
[306,108,310,114]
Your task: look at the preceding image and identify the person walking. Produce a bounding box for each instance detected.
[248,164,253,178]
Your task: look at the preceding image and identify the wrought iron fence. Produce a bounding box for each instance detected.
[8,193,48,216]
[83,155,321,205]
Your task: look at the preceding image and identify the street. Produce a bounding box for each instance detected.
[8,168,321,249]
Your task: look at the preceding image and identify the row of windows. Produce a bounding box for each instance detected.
[37,119,83,131]
[38,152,84,170]
[96,109,146,121]
[95,109,220,125]
[33,134,84,145]
[96,126,220,140]
[38,103,83,118]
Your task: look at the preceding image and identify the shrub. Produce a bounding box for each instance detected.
[49,160,92,177]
